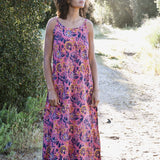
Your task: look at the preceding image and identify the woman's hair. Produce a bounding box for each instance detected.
[54,0,89,19]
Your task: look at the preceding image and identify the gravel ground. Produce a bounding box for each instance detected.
[97,54,160,160]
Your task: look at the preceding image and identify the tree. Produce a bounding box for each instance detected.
[93,0,158,27]
[130,0,158,26]
[107,0,133,27]
[155,0,160,13]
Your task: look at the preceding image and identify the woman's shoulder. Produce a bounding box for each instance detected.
[47,16,57,26]
[85,18,94,32]
[46,16,57,32]
[45,16,58,31]
[85,18,93,25]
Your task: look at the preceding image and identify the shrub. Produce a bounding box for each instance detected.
[130,0,158,27]
[155,0,160,13]
[0,92,46,154]
[148,28,160,48]
[136,17,160,75]
[93,0,158,27]
[107,0,133,28]
[39,1,57,29]
[91,0,112,25]
[0,1,47,110]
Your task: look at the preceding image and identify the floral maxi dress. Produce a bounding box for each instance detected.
[42,16,101,160]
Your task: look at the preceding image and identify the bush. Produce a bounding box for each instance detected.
[107,0,133,28]
[93,0,158,28]
[136,17,160,75]
[155,0,160,13]
[0,92,46,155]
[0,1,47,110]
[148,28,160,48]
[85,1,96,24]
[91,0,112,25]
[39,1,57,29]
[130,0,158,27]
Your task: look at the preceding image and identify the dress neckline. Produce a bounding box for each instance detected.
[56,17,86,30]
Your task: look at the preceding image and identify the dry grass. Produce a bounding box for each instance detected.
[94,17,160,75]
[136,17,160,75]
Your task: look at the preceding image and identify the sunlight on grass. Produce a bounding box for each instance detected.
[94,17,160,75]
[136,17,160,75]
[94,24,112,38]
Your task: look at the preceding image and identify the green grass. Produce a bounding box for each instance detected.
[0,90,47,158]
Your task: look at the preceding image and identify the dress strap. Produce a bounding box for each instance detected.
[84,18,87,26]
[84,18,89,32]
[53,17,59,34]
[56,16,59,23]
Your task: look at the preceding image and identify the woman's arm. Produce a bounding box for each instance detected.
[87,20,100,107]
[43,17,55,92]
[87,20,99,92]
[43,17,60,106]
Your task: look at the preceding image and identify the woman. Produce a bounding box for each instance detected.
[42,0,101,159]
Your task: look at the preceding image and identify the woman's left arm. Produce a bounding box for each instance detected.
[87,20,100,107]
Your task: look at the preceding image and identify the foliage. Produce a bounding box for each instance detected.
[39,1,57,29]
[93,0,158,28]
[136,17,160,75]
[130,0,158,27]
[85,1,96,24]
[107,0,133,28]
[155,0,160,13]
[94,24,112,38]
[0,1,47,110]
[140,17,160,49]
[38,0,159,28]
[148,28,160,48]
[0,92,46,154]
[92,0,112,25]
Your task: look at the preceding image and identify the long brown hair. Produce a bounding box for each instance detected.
[54,0,89,19]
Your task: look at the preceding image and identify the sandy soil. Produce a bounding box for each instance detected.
[94,29,160,159]
[97,54,160,160]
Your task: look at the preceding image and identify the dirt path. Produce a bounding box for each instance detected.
[96,42,160,159]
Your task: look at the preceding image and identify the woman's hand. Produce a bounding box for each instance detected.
[48,90,60,107]
[91,89,100,107]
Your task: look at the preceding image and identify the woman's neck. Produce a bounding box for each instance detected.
[67,6,80,22]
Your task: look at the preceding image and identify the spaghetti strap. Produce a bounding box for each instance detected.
[53,17,59,34]
[84,18,87,27]
[84,18,89,32]
[56,16,58,23]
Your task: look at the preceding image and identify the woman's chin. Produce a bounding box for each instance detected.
[79,5,85,8]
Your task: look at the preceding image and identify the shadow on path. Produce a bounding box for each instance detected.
[96,54,152,112]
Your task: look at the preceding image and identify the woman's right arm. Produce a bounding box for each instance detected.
[43,17,60,106]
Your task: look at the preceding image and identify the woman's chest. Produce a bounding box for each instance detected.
[53,28,89,48]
